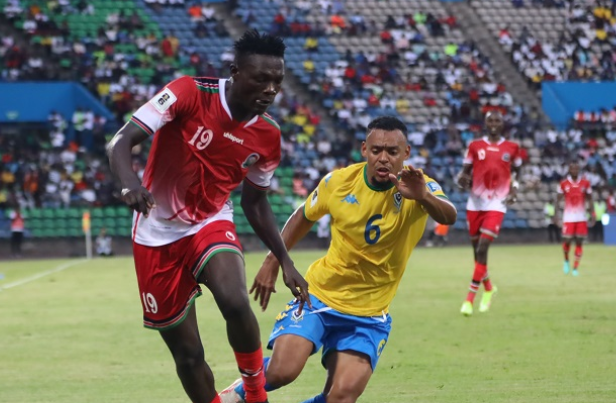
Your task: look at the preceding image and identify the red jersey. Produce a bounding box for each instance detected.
[463,136,521,212]
[130,76,281,246]
[558,175,591,223]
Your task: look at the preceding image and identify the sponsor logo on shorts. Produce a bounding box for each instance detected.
[225,231,236,241]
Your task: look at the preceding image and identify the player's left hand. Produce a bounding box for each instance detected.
[504,190,518,206]
[280,258,312,313]
[389,166,428,201]
[589,215,597,228]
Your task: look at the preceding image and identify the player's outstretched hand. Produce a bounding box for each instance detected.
[280,259,311,314]
[121,186,156,217]
[457,172,472,190]
[504,192,518,206]
[389,166,427,201]
[250,256,279,311]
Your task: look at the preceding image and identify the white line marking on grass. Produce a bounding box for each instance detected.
[0,259,88,291]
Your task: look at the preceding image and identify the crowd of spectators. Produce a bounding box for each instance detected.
[500,0,616,86]
[1,0,616,216]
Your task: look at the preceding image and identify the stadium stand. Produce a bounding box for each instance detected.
[1,0,615,242]
[472,0,616,86]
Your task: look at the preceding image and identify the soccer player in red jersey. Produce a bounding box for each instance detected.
[457,111,522,316]
[555,161,595,276]
[106,31,309,403]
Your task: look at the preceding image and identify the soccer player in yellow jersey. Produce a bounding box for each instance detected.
[220,116,457,403]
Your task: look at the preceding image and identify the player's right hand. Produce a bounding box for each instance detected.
[121,186,156,217]
[280,258,311,314]
[250,254,279,311]
[457,173,471,190]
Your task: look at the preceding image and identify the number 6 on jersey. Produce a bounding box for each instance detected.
[365,214,382,244]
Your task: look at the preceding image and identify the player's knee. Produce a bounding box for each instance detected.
[475,241,490,256]
[217,289,251,320]
[265,365,300,388]
[326,385,362,403]
[170,342,205,371]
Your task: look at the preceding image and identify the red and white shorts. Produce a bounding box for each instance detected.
[132,220,242,330]
[562,221,588,239]
[466,210,505,241]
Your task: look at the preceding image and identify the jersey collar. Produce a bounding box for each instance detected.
[482,136,505,145]
[567,175,581,184]
[218,78,259,128]
[363,164,394,192]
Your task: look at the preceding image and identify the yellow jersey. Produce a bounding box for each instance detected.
[303,162,450,317]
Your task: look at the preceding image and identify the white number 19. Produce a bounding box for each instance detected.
[142,292,158,314]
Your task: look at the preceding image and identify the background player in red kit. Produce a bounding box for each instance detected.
[457,111,522,316]
[555,161,595,276]
[107,31,309,403]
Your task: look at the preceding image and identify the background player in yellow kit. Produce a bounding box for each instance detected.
[220,116,457,403]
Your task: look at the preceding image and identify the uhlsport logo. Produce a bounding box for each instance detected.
[224,132,244,145]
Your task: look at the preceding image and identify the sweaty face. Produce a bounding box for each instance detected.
[361,129,410,187]
[485,112,504,136]
[569,163,580,178]
[231,54,284,115]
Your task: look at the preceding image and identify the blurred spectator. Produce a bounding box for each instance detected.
[9,206,25,257]
[96,227,113,256]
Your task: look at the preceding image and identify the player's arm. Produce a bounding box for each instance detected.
[389,168,457,225]
[457,164,472,190]
[241,181,310,307]
[250,173,333,310]
[107,122,155,216]
[586,188,596,227]
[107,78,192,216]
[506,148,523,205]
[554,187,564,226]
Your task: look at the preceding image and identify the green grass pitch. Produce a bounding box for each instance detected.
[1,244,615,402]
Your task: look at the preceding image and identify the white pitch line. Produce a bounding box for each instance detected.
[0,259,88,291]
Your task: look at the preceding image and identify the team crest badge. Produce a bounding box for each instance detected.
[393,192,402,211]
[242,153,260,168]
[291,309,305,323]
[502,153,511,162]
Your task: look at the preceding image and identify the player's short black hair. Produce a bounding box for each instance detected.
[367,116,408,136]
[234,30,286,62]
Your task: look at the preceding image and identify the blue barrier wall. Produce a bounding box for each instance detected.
[542,82,616,129]
[0,82,114,123]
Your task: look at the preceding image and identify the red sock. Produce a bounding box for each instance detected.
[210,396,222,403]
[234,346,267,403]
[573,244,583,269]
[563,242,570,261]
[466,262,487,303]
[483,273,493,292]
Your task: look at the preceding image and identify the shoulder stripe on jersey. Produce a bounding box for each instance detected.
[244,177,269,191]
[194,77,219,93]
[130,116,154,136]
[260,114,280,130]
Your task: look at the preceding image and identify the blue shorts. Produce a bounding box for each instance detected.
[267,294,392,371]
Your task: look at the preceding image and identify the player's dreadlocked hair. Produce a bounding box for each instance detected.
[367,116,408,136]
[234,30,286,62]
